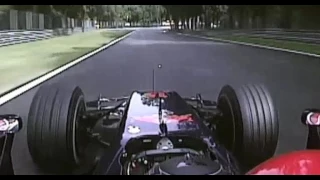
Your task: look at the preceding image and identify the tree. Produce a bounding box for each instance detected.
[162,5,204,30]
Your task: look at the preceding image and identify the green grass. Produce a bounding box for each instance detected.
[0,29,130,95]
[209,35,320,55]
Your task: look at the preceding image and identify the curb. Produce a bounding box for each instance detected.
[0,30,134,106]
[178,33,320,58]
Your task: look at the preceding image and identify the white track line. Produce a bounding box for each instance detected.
[0,31,134,106]
[178,33,320,58]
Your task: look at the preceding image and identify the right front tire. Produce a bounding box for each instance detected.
[27,83,89,173]
[216,84,279,170]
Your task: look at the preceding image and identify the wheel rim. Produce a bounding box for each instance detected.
[72,96,89,165]
[217,95,236,152]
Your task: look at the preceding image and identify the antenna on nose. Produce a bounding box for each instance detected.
[152,64,162,91]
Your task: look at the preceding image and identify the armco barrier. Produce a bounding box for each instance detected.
[0,27,96,47]
[201,28,320,44]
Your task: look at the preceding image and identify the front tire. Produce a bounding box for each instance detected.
[27,83,89,173]
[216,84,279,170]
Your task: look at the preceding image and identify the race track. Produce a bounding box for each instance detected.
[1,28,320,174]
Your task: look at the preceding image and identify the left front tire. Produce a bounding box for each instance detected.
[27,83,89,173]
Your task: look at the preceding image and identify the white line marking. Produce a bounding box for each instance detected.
[180,33,320,58]
[0,31,134,106]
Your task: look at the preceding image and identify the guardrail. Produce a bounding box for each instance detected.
[202,28,320,44]
[0,27,97,47]
[0,30,53,47]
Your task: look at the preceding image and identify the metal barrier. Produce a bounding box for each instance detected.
[0,26,101,47]
[0,9,100,31]
[0,9,109,47]
[195,29,320,44]
[0,30,53,47]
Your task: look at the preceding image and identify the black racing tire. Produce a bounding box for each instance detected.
[216,84,279,169]
[27,83,89,173]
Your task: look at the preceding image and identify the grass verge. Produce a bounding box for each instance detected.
[0,29,131,95]
[181,29,320,55]
[205,34,320,55]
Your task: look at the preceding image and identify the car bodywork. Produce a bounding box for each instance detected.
[88,91,239,175]
[247,150,320,175]
[0,114,22,175]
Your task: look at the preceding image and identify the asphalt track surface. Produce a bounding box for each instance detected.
[1,28,320,174]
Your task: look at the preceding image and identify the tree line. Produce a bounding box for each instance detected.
[3,5,320,30]
[164,5,320,30]
[8,5,166,27]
